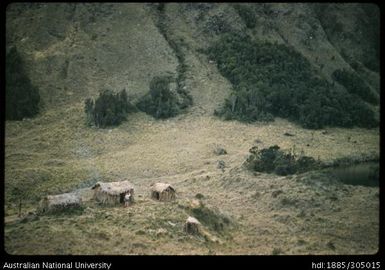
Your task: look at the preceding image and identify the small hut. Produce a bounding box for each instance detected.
[184,216,201,235]
[150,183,176,202]
[38,192,82,213]
[92,181,134,205]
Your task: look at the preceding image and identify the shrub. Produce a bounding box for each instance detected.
[154,4,192,112]
[253,145,281,173]
[273,153,297,176]
[215,87,274,123]
[361,5,379,72]
[136,76,184,119]
[316,4,379,73]
[85,89,135,128]
[156,3,165,12]
[272,248,283,255]
[246,145,320,175]
[205,15,232,34]
[213,146,227,155]
[332,69,378,104]
[6,47,40,120]
[296,156,319,173]
[190,203,230,232]
[234,4,256,28]
[207,33,378,129]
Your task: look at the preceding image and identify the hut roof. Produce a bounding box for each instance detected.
[151,182,175,193]
[92,181,134,196]
[43,192,81,207]
[186,216,200,224]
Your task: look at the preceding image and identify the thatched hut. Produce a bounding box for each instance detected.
[38,192,82,213]
[184,216,201,235]
[92,181,134,205]
[150,183,176,202]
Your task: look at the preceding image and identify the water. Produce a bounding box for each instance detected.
[329,162,379,187]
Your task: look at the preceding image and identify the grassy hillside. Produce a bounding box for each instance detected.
[4,3,380,255]
[6,3,178,109]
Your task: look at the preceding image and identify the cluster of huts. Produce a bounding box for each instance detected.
[39,181,176,211]
[38,180,201,234]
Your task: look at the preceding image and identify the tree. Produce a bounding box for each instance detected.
[208,34,378,129]
[332,69,378,105]
[246,145,320,176]
[84,89,135,128]
[6,47,40,120]
[136,76,181,119]
[234,4,256,29]
[84,98,94,125]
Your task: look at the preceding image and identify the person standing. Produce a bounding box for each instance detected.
[124,191,132,207]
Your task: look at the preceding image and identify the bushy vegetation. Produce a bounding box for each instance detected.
[136,76,182,119]
[315,4,379,73]
[332,69,378,104]
[205,15,232,34]
[246,145,320,176]
[84,89,135,128]
[214,88,274,123]
[153,3,192,112]
[360,4,380,72]
[6,47,40,120]
[207,33,377,129]
[189,202,230,233]
[234,4,256,28]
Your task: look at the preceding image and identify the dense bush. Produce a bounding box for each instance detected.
[205,15,232,34]
[6,47,40,120]
[85,89,135,128]
[315,4,379,73]
[234,4,256,28]
[153,4,192,111]
[360,5,379,72]
[246,145,320,176]
[214,87,274,123]
[136,76,182,119]
[332,69,378,104]
[207,33,378,129]
[296,156,318,173]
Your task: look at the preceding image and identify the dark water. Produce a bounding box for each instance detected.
[329,162,379,187]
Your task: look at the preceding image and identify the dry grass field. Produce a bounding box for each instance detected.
[4,102,379,255]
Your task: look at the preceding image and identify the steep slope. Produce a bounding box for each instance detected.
[6,3,178,109]
[316,3,380,90]
[6,3,379,115]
